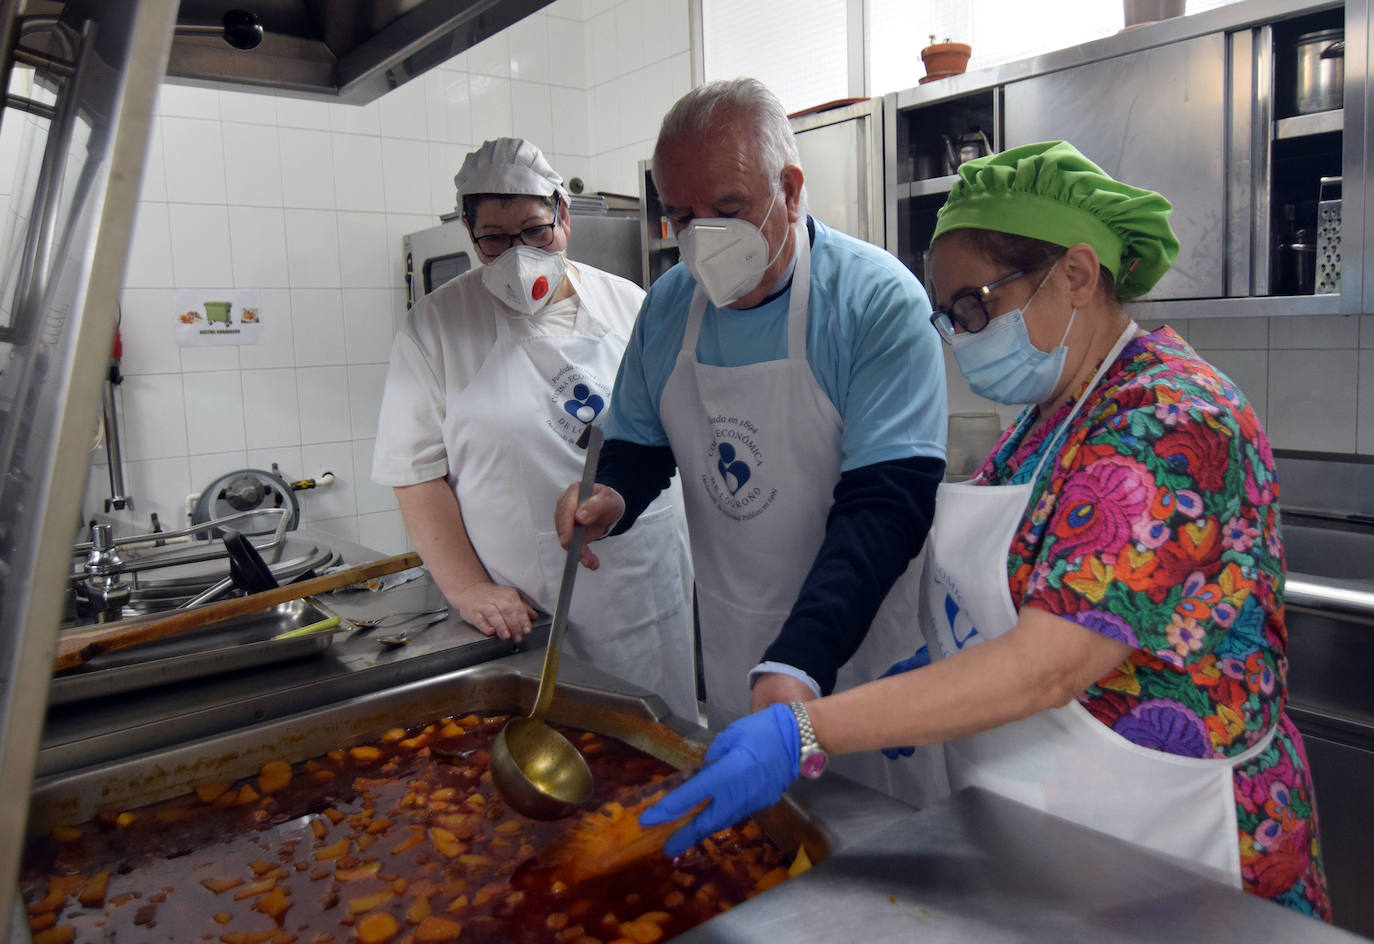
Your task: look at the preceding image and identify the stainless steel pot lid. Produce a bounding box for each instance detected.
[136,536,334,589]
[76,536,339,614]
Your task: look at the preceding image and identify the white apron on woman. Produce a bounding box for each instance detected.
[919,321,1275,885]
[444,269,697,721]
[659,225,948,808]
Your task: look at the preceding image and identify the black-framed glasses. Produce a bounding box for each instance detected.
[472,204,560,255]
[929,269,1030,343]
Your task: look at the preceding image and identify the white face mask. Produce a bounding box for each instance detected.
[481,245,567,318]
[676,193,787,307]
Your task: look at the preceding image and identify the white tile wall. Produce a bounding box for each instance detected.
[1267,348,1359,454]
[1359,350,1374,454]
[1175,314,1370,457]
[101,2,690,540]
[183,370,247,455]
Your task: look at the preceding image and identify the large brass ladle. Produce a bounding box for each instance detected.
[490,424,602,820]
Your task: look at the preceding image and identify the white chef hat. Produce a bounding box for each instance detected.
[454,137,568,204]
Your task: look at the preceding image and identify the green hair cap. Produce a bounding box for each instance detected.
[931,141,1180,299]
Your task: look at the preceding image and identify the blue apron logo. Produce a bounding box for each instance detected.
[945,592,980,649]
[547,367,609,445]
[702,414,778,522]
[716,443,752,494]
[563,383,604,423]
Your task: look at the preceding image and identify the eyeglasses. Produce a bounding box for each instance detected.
[472,205,560,255]
[929,269,1029,343]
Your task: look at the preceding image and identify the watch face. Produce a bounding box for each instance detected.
[800,751,828,779]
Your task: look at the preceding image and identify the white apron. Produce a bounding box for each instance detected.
[444,270,698,721]
[920,321,1275,886]
[659,225,948,808]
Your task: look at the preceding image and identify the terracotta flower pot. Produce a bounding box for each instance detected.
[921,41,971,78]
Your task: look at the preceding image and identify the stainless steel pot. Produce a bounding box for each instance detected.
[1295,28,1344,115]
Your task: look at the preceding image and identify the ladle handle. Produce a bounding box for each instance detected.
[532,424,604,720]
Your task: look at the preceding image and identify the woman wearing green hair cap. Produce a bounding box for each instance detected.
[633,141,1330,923]
[897,139,1325,918]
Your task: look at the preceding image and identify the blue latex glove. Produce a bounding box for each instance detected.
[878,645,930,759]
[639,703,800,856]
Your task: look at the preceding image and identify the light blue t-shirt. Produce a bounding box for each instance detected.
[605,218,947,472]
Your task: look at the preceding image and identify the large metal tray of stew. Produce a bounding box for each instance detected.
[22,655,910,943]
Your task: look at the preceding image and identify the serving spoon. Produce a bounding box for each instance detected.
[489,424,602,820]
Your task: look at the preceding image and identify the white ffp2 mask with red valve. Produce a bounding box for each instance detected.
[482,246,568,318]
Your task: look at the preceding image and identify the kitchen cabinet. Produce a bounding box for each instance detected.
[1003,34,1227,302]
[883,0,1367,319]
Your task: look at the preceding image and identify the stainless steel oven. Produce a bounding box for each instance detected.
[1273,454,1374,937]
[403,204,644,307]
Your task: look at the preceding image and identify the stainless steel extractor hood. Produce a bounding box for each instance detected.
[167,0,554,104]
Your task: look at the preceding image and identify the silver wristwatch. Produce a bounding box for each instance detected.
[788,701,829,779]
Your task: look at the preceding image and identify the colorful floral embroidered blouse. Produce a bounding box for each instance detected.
[974,326,1330,920]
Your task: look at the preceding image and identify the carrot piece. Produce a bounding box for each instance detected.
[33,928,75,944]
[381,728,407,743]
[618,920,663,943]
[348,891,393,915]
[255,885,292,920]
[414,916,464,942]
[350,746,382,765]
[201,877,245,894]
[427,828,464,858]
[356,912,401,943]
[315,839,349,861]
[232,877,279,900]
[390,830,425,855]
[406,896,432,924]
[50,826,83,842]
[219,932,276,944]
[335,861,382,882]
[258,760,293,794]
[237,784,262,804]
[28,913,56,932]
[752,867,788,893]
[310,819,329,840]
[78,870,110,907]
[195,781,233,804]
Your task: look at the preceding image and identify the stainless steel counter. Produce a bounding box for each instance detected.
[31,559,1372,944]
[38,540,546,778]
[680,787,1368,943]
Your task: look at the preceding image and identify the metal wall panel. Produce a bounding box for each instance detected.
[1002,33,1229,301]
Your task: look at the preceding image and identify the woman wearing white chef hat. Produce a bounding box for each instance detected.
[373,137,697,720]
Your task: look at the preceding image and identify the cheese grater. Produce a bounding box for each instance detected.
[1316,176,1342,294]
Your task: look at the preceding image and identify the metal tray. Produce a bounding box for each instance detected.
[47,599,343,706]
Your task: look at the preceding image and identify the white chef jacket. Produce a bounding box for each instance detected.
[372,263,698,720]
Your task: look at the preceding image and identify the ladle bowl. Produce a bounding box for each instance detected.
[491,716,594,820]
[489,424,603,820]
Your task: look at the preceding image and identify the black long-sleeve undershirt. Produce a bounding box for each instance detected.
[597,440,943,693]
[761,454,942,693]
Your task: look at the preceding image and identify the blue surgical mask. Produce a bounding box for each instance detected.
[950,267,1076,405]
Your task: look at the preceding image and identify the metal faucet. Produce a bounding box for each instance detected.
[83,523,129,622]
